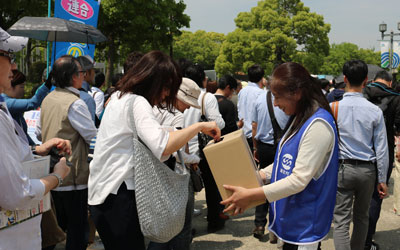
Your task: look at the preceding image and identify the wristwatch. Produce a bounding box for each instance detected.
[49,173,63,188]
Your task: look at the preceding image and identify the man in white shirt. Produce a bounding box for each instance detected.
[40,55,97,250]
[183,64,226,232]
[237,64,266,151]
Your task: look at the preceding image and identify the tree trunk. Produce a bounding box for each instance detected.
[105,37,115,88]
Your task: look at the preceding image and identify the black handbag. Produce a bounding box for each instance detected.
[198,93,213,151]
[190,167,204,192]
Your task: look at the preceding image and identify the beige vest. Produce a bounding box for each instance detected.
[41,88,89,186]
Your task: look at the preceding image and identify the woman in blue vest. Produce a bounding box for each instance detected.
[222,62,339,250]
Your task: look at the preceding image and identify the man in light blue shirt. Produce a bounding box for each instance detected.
[250,88,289,240]
[237,64,266,151]
[333,60,389,250]
[77,55,96,122]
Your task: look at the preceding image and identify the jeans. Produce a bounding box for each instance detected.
[333,163,376,250]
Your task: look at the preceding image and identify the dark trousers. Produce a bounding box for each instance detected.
[199,153,224,223]
[254,141,276,227]
[51,189,89,250]
[246,137,254,152]
[365,163,394,247]
[89,183,145,250]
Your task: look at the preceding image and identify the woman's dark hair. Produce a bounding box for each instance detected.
[52,55,80,88]
[117,50,182,111]
[271,62,338,139]
[11,70,26,87]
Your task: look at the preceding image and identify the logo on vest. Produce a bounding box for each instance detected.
[280,154,293,176]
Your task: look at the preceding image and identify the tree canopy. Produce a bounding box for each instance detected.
[173,30,225,69]
[215,0,330,75]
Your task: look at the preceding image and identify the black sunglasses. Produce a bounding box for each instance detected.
[0,52,15,63]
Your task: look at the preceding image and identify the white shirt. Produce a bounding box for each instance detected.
[36,87,97,191]
[89,86,105,118]
[0,102,45,250]
[88,92,170,205]
[153,106,200,164]
[183,90,225,156]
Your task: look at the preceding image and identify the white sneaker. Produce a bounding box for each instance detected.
[193,208,201,216]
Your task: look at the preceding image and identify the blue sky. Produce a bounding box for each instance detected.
[183,0,400,50]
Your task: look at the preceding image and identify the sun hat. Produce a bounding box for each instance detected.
[177,77,201,109]
[0,27,28,53]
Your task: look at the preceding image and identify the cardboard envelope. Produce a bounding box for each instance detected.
[203,129,265,210]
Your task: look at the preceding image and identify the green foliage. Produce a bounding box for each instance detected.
[173,30,225,69]
[0,0,49,29]
[215,0,330,76]
[320,43,380,75]
[28,61,46,84]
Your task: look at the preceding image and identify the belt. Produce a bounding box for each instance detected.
[339,159,373,165]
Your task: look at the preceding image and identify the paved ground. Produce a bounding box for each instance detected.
[57,179,400,250]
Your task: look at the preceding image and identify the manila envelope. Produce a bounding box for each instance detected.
[203,129,265,210]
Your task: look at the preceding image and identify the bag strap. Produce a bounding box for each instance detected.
[267,91,283,141]
[200,92,208,122]
[330,101,339,121]
[127,95,139,140]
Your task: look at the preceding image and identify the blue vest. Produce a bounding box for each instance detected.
[268,108,339,244]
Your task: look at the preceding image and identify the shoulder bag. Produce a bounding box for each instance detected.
[128,95,190,243]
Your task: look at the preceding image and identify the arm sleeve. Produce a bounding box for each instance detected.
[204,93,225,129]
[5,84,49,114]
[374,111,389,183]
[94,91,104,118]
[0,115,45,210]
[132,97,170,160]
[262,120,334,202]
[68,99,97,144]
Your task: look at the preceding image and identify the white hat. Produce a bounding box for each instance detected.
[0,27,28,53]
[177,78,201,109]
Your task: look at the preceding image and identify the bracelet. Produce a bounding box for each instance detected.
[49,173,63,188]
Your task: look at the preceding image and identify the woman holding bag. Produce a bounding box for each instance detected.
[88,51,220,250]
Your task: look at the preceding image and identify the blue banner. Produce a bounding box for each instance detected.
[52,0,100,64]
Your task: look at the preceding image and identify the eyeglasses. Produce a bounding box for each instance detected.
[78,70,87,76]
[0,52,15,64]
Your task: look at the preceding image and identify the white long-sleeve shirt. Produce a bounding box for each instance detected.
[0,101,45,249]
[184,90,225,156]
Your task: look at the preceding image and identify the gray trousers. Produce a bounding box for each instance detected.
[333,162,376,250]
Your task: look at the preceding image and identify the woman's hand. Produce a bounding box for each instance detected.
[220,185,252,216]
[200,121,221,141]
[221,185,266,216]
[35,138,72,156]
[259,170,267,182]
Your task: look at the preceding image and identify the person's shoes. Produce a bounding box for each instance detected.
[369,242,380,250]
[207,220,225,233]
[252,226,265,239]
[269,231,278,244]
[193,208,201,216]
[219,212,229,220]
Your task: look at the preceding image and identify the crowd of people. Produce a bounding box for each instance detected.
[1,24,400,250]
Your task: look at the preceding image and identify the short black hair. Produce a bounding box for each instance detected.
[123,51,144,74]
[218,75,238,90]
[94,71,105,88]
[342,60,368,87]
[177,58,193,76]
[374,70,392,82]
[184,64,205,89]
[248,64,264,83]
[52,55,80,88]
[319,78,330,89]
